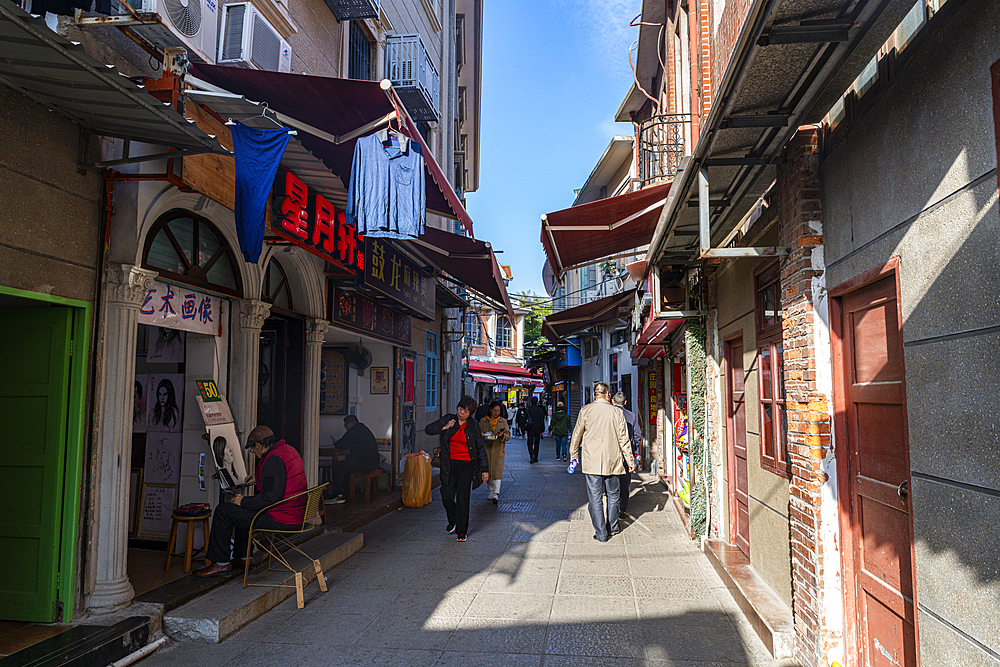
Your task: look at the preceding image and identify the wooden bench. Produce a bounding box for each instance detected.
[349,468,388,503]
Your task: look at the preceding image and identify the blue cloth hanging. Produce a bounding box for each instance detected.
[231,122,291,263]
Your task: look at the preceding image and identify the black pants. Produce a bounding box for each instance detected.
[618,472,632,512]
[205,500,296,563]
[331,457,379,498]
[440,459,473,535]
[526,430,542,461]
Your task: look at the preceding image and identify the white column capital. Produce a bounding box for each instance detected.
[306,318,329,344]
[106,264,157,307]
[239,299,272,332]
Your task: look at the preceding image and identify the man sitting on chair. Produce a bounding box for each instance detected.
[327,415,381,503]
[194,425,307,577]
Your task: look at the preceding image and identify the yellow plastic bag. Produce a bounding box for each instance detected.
[402,451,432,508]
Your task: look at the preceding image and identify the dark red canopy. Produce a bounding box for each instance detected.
[541,290,636,343]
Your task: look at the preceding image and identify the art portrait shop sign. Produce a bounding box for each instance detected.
[139,280,223,336]
[328,287,412,347]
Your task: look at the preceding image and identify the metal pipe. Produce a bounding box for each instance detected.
[108,636,168,667]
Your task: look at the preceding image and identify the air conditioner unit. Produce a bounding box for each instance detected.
[131,0,218,63]
[218,3,292,73]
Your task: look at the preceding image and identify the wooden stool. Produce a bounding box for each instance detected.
[349,469,388,503]
[165,510,212,574]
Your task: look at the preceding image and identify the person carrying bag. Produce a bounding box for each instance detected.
[478,400,510,504]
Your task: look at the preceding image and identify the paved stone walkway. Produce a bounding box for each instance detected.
[142,436,793,667]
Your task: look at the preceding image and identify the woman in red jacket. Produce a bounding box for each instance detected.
[425,395,489,541]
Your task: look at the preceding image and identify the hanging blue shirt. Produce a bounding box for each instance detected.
[346,129,426,239]
[231,122,290,263]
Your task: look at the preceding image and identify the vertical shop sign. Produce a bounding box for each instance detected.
[139,280,222,336]
[364,238,435,318]
[610,353,618,383]
[272,169,363,271]
[329,287,412,346]
[648,371,658,426]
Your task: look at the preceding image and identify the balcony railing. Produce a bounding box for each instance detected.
[638,114,688,188]
[385,34,440,122]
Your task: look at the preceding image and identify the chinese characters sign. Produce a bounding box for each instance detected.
[272,170,363,271]
[648,370,658,426]
[329,287,412,347]
[364,238,434,319]
[139,280,222,336]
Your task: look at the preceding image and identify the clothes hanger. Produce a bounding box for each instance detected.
[225,102,297,135]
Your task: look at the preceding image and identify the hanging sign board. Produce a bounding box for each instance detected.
[139,280,222,336]
[328,286,412,346]
[271,169,363,272]
[364,238,435,319]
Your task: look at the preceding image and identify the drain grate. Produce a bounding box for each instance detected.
[497,502,538,512]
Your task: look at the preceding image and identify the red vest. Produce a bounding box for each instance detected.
[255,440,307,525]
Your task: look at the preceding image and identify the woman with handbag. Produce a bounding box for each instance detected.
[478,400,510,504]
[424,395,489,542]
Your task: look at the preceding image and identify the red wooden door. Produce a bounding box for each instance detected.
[834,274,917,667]
[725,337,750,557]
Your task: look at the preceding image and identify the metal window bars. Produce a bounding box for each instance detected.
[638,114,689,189]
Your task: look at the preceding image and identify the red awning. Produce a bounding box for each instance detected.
[541,182,670,279]
[410,227,516,326]
[541,290,636,343]
[188,64,473,235]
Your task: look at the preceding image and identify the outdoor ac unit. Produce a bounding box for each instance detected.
[219,3,292,73]
[132,0,218,63]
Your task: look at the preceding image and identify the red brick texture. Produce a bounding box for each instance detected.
[777,126,831,667]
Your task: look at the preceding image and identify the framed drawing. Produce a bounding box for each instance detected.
[320,347,348,415]
[144,432,183,484]
[128,468,143,537]
[138,482,177,540]
[370,367,389,394]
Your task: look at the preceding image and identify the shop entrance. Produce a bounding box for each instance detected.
[724,336,750,558]
[258,316,304,451]
[832,271,917,667]
[0,306,79,621]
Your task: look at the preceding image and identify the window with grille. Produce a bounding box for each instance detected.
[348,21,374,80]
[426,331,438,410]
[611,328,628,347]
[496,317,512,349]
[759,341,790,477]
[261,258,292,311]
[755,261,782,341]
[142,210,243,298]
[465,311,482,345]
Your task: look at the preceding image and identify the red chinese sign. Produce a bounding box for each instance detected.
[328,287,412,347]
[272,170,363,270]
[648,370,658,426]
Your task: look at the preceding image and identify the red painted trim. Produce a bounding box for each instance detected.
[723,332,743,551]
[991,59,1000,198]
[828,255,900,298]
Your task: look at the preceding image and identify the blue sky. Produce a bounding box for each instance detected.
[464,0,643,299]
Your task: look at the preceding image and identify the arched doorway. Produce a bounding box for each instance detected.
[258,257,304,451]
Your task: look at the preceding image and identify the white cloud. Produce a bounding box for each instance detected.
[554,0,643,80]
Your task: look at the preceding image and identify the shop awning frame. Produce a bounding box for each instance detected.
[541,290,636,343]
[0,0,228,168]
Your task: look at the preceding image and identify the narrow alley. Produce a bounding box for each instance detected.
[139,436,790,667]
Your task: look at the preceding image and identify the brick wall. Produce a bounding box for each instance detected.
[711,0,752,99]
[777,126,832,667]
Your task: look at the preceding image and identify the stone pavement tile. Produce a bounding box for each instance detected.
[352,615,459,651]
[333,568,414,590]
[464,592,554,621]
[433,650,542,667]
[556,574,635,597]
[328,647,442,667]
[383,590,476,620]
[507,541,565,558]
[381,539,451,556]
[258,610,374,646]
[445,618,547,654]
[411,571,489,594]
[344,551,438,571]
[492,554,563,575]
[626,545,696,559]
[633,577,712,599]
[549,595,638,623]
[138,638,254,666]
[636,594,727,621]
[510,529,568,543]
[442,554,498,572]
[296,588,401,617]
[564,541,627,557]
[440,538,511,556]
[543,657,644,667]
[227,610,295,642]
[642,621,750,663]
[222,640,337,667]
[560,556,631,577]
[545,620,645,659]
[481,571,559,595]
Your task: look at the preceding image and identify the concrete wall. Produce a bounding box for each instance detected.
[821,0,1000,661]
[713,226,793,610]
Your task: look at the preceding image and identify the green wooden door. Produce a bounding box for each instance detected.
[0,308,73,621]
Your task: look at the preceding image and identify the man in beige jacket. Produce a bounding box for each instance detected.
[569,382,635,541]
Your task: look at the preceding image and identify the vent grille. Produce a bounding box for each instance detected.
[221,4,245,61]
[250,12,281,71]
[163,0,201,37]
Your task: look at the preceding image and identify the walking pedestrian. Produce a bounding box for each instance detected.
[478,400,510,504]
[568,383,634,542]
[424,396,489,542]
[525,396,546,463]
[515,401,529,438]
[612,392,642,517]
[550,401,572,461]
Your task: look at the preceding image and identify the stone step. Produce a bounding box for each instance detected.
[704,538,795,660]
[0,617,149,667]
[162,531,362,644]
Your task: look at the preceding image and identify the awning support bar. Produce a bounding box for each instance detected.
[697,167,787,258]
[82,147,215,170]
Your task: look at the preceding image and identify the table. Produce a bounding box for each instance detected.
[318,447,348,487]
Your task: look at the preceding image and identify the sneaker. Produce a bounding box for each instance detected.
[563,456,568,461]
[490,497,498,505]
[446,523,457,534]
[457,534,467,542]
[328,496,346,504]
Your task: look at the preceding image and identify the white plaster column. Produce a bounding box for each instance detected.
[87,264,156,613]
[229,300,271,442]
[302,318,329,487]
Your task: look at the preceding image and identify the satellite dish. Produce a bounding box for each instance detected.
[542,259,559,296]
[344,343,373,370]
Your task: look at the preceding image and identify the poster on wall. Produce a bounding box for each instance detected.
[144,432,182,484]
[139,280,222,336]
[648,371,658,426]
[320,348,348,415]
[146,327,185,363]
[370,367,389,395]
[404,358,415,403]
[139,483,178,540]
[132,374,148,433]
[208,422,248,491]
[147,374,184,432]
